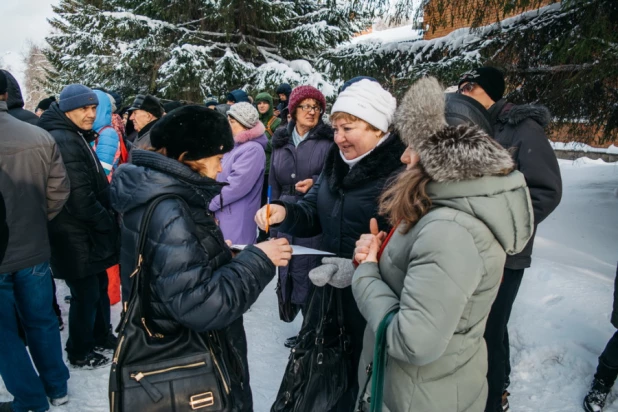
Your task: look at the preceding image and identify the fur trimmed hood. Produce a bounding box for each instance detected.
[234,121,266,144]
[395,77,514,183]
[502,103,551,127]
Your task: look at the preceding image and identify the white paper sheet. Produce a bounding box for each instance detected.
[230,244,335,256]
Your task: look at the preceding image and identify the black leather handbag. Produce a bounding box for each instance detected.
[108,194,233,412]
[276,269,301,323]
[271,286,351,411]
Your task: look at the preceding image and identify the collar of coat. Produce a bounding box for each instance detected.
[272,120,334,149]
[492,99,551,128]
[234,122,265,144]
[138,119,157,138]
[323,132,406,192]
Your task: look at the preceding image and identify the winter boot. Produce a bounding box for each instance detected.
[584,378,611,412]
[284,335,298,348]
[0,402,12,412]
[94,326,118,352]
[501,390,510,411]
[50,395,69,406]
[69,351,110,369]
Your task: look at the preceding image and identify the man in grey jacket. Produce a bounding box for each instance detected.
[0,71,72,412]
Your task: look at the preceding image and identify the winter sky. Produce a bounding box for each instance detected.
[1,0,59,90]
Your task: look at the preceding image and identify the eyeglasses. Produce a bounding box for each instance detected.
[457,82,477,94]
[298,104,322,114]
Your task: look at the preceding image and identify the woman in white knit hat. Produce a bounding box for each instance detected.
[256,79,406,411]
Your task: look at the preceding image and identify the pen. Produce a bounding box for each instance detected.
[265,185,271,234]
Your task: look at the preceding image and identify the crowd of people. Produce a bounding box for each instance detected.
[0,64,611,412]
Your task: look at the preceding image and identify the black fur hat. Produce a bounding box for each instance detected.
[150,105,234,161]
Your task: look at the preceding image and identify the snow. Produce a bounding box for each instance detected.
[552,141,618,155]
[350,24,423,45]
[1,158,618,411]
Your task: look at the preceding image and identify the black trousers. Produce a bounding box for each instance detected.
[484,268,525,412]
[64,271,111,359]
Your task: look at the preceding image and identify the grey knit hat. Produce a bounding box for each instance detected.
[227,102,259,128]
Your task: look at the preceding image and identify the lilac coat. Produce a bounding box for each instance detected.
[270,121,334,305]
[210,122,267,245]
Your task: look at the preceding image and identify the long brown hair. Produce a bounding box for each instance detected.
[378,165,433,234]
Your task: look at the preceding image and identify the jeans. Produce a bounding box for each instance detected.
[484,268,525,412]
[0,261,69,412]
[65,271,111,359]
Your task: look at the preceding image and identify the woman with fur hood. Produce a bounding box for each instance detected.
[209,102,268,245]
[351,77,534,412]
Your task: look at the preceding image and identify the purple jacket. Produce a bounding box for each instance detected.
[270,121,334,305]
[210,122,267,245]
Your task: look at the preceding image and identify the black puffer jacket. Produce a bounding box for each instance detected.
[38,103,118,279]
[0,190,7,265]
[275,133,405,410]
[0,70,39,125]
[110,150,277,411]
[490,100,563,269]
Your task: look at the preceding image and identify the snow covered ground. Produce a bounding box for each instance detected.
[1,158,617,411]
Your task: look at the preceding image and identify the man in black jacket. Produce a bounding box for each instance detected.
[0,71,71,411]
[39,84,119,369]
[0,70,39,125]
[458,67,563,412]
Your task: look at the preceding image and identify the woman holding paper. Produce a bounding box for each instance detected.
[110,106,292,411]
[255,79,405,411]
[268,85,334,346]
[351,78,534,411]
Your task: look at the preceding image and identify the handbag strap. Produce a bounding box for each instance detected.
[370,309,398,412]
[133,194,187,336]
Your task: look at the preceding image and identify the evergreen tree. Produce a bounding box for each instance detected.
[45,0,368,102]
[321,0,618,143]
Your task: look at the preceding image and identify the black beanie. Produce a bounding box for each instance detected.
[150,105,234,160]
[458,67,505,102]
[0,71,8,95]
[36,96,57,111]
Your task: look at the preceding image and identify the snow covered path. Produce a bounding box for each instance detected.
[0,158,616,411]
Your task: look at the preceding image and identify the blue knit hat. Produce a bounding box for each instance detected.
[59,84,99,112]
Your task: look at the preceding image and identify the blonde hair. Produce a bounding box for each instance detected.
[330,112,381,133]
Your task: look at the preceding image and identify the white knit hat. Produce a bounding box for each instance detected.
[331,79,397,133]
[228,102,259,128]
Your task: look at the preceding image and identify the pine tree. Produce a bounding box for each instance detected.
[45,0,368,102]
[321,0,618,143]
[21,41,54,111]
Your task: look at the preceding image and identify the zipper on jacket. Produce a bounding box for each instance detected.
[78,133,100,173]
[130,361,206,381]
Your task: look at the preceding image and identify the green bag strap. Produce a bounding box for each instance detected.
[370,309,398,412]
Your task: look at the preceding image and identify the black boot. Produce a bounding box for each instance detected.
[583,378,611,412]
[0,402,13,412]
[284,335,298,348]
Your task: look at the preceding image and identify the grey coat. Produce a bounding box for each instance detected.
[0,100,70,273]
[353,172,534,412]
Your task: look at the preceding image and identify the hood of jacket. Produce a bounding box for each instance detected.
[255,92,274,122]
[272,120,334,149]
[234,122,267,148]
[428,171,533,255]
[493,99,551,128]
[38,103,99,143]
[93,90,113,131]
[0,70,25,110]
[110,150,226,215]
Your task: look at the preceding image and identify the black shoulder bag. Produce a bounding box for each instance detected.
[108,194,233,412]
[271,285,351,411]
[276,268,301,323]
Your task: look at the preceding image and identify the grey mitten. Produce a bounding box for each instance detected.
[308,257,355,289]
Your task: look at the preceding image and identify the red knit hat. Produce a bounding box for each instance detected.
[288,85,326,116]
